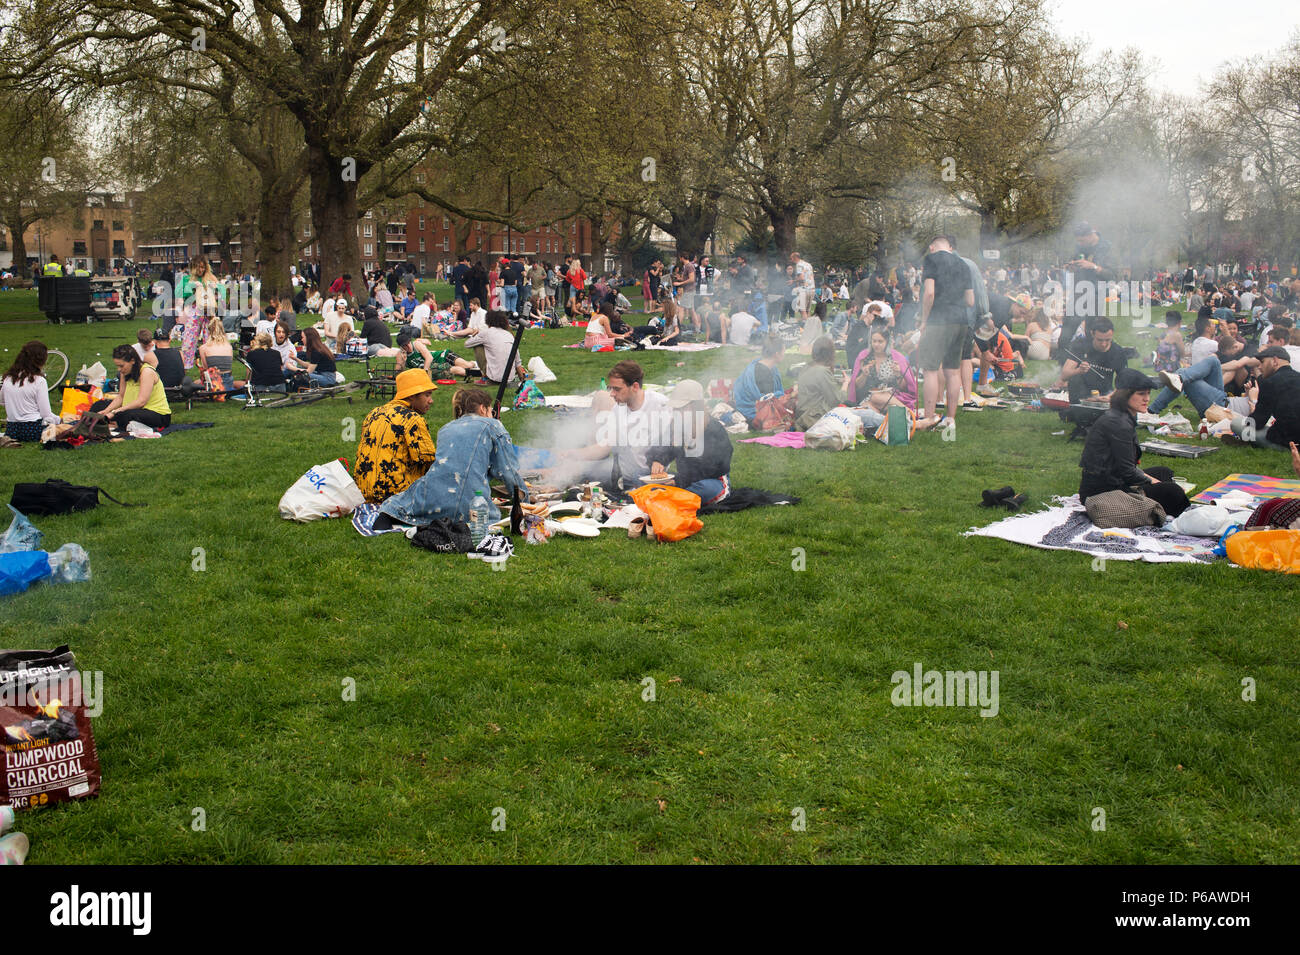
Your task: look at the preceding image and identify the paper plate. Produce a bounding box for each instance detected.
[545,517,600,537]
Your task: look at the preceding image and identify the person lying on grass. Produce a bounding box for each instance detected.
[353,368,438,504]
[1078,367,1189,516]
[378,387,524,529]
[646,379,733,506]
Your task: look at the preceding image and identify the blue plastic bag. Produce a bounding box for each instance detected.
[0,505,42,554]
[0,551,52,597]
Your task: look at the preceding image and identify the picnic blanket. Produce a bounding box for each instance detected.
[563,340,726,352]
[741,431,805,448]
[642,342,726,352]
[965,495,1221,564]
[1192,473,1300,505]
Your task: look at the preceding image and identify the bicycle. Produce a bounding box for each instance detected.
[44,350,70,392]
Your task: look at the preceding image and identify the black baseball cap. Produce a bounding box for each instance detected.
[1115,368,1159,391]
[1255,345,1290,361]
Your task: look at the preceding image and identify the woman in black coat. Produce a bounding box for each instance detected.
[1078,367,1189,515]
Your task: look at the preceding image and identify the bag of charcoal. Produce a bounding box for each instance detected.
[1,645,102,810]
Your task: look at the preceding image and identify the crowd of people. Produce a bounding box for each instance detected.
[6,233,1300,534]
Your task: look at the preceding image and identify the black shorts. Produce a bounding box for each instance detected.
[918,323,968,371]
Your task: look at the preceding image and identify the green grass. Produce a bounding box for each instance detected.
[1,288,1297,864]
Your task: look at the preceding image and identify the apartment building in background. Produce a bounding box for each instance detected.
[6,190,599,276]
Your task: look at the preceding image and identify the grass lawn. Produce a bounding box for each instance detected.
[0,288,1296,864]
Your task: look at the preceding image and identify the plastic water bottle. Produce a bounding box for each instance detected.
[469,490,491,543]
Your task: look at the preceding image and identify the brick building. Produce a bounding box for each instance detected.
[2,190,141,273]
[297,207,597,274]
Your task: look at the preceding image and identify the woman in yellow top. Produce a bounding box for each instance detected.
[103,344,172,432]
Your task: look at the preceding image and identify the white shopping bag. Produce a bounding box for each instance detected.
[527,356,557,383]
[278,459,366,521]
[804,407,863,450]
[76,362,108,387]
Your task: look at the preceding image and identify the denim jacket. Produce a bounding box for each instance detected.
[379,414,523,526]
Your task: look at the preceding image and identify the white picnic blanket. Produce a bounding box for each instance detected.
[642,342,726,352]
[965,495,1222,564]
[540,394,594,409]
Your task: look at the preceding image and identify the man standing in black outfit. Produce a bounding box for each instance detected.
[1060,222,1113,360]
[916,234,974,426]
[450,255,471,311]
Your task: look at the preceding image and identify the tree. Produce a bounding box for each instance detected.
[924,16,1143,252]
[0,72,93,271]
[39,0,531,287]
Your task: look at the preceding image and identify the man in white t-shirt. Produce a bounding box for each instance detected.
[790,252,814,321]
[321,296,346,339]
[864,299,895,325]
[448,298,488,340]
[1189,314,1220,365]
[565,359,671,487]
[729,310,759,346]
[409,294,434,332]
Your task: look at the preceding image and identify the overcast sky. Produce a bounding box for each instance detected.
[1050,0,1299,97]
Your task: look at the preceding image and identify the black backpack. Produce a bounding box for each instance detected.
[10,479,141,516]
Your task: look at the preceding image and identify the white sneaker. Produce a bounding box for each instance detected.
[469,533,513,563]
[1159,370,1182,393]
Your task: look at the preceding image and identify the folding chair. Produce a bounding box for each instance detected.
[366,354,398,400]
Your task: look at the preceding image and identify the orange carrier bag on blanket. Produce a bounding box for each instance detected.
[1225,529,1300,574]
[629,484,703,542]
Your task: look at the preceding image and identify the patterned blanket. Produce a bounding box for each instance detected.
[965,496,1221,564]
[1191,473,1300,504]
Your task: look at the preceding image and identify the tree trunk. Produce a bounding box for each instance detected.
[257,186,296,300]
[7,211,28,273]
[306,141,363,292]
[217,225,234,276]
[454,218,472,259]
[769,205,801,257]
[236,212,256,276]
[978,209,1001,252]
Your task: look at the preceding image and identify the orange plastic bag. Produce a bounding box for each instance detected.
[1226,529,1300,574]
[60,386,101,418]
[629,483,703,542]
